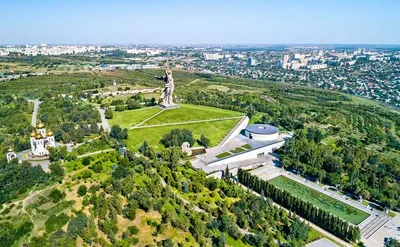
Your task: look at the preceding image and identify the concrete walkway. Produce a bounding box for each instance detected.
[130,116,243,130]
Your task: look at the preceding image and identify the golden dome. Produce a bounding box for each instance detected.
[35,133,43,139]
[46,131,54,136]
[8,147,14,152]
[37,122,45,129]
[30,132,36,137]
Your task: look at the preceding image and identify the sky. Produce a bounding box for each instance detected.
[1,0,400,45]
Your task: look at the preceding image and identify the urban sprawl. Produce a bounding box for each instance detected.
[1,44,400,106]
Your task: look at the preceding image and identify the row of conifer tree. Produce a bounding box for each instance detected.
[237,169,361,242]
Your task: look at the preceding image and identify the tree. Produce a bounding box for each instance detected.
[199,134,211,148]
[77,185,87,197]
[160,129,194,147]
[104,108,113,119]
[49,162,64,178]
[213,233,226,247]
[49,188,66,203]
[385,238,400,247]
[82,157,91,166]
[139,141,148,155]
[289,219,309,242]
[224,166,230,183]
[109,125,128,141]
[90,122,99,134]
[161,239,174,247]
[123,202,137,220]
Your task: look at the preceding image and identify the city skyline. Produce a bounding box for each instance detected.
[1,0,400,45]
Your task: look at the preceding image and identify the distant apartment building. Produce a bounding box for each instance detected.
[281,53,326,70]
[247,57,257,66]
[204,53,223,60]
[309,64,327,70]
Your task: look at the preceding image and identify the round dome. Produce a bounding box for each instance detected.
[245,124,279,141]
[30,132,36,137]
[8,147,14,152]
[245,124,279,135]
[46,131,53,136]
[37,122,45,129]
[35,133,43,139]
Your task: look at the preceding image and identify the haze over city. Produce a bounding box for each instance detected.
[1,0,400,45]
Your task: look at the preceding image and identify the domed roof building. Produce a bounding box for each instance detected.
[6,147,17,163]
[29,122,56,157]
[245,124,279,141]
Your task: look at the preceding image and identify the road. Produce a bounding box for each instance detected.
[98,108,110,132]
[130,116,243,130]
[28,99,41,127]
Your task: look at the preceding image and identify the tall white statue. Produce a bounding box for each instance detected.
[160,69,177,108]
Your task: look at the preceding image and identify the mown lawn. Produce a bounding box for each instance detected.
[143,104,243,125]
[127,118,240,151]
[216,152,232,159]
[109,107,162,128]
[269,176,369,225]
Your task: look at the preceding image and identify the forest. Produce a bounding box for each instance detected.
[1,69,399,246]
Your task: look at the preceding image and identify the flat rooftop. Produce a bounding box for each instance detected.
[245,124,279,135]
[192,132,291,173]
[306,238,339,247]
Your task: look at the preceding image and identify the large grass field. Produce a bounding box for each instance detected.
[109,107,162,128]
[269,176,369,225]
[143,104,243,126]
[127,118,240,151]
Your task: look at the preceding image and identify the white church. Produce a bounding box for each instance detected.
[29,122,56,157]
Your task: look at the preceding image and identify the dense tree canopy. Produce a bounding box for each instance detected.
[160,128,195,148]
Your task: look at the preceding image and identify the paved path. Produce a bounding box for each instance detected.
[77,149,115,158]
[132,108,165,128]
[98,108,110,132]
[237,183,352,247]
[28,99,41,127]
[130,116,243,130]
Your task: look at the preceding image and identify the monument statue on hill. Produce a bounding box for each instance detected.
[159,69,178,109]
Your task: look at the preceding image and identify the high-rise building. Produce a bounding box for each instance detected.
[283,54,290,63]
[247,57,257,66]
